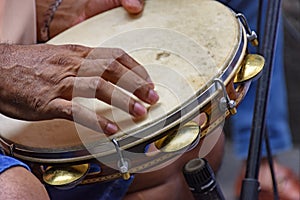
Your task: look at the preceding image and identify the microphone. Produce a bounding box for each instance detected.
[183,158,225,200]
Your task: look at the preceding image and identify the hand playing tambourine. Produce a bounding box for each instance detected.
[36,0,144,42]
[0,44,158,135]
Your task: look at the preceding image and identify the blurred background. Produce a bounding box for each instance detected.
[217,0,300,199]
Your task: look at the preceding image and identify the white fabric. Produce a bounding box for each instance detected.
[0,0,36,44]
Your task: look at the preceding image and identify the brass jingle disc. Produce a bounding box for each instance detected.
[234,54,265,83]
[154,121,200,152]
[43,164,90,187]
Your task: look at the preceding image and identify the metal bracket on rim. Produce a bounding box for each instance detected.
[214,78,237,115]
[112,138,131,180]
[236,13,259,46]
[9,143,15,157]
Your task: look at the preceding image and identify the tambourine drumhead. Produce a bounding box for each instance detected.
[0,0,245,161]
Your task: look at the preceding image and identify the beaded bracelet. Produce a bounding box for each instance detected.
[40,0,63,42]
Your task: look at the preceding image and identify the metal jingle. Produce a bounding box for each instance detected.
[154,121,200,153]
[234,54,265,83]
[43,163,90,189]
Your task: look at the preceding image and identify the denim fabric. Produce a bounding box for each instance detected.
[218,0,292,159]
[46,176,134,200]
[0,152,30,174]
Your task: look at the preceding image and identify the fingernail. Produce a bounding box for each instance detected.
[148,89,159,104]
[133,102,147,116]
[123,0,143,13]
[105,123,119,134]
[129,0,142,7]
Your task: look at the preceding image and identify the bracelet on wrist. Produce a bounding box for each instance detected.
[40,0,63,42]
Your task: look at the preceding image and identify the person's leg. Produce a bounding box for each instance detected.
[0,166,50,200]
[218,1,299,199]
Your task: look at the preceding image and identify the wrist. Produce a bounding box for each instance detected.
[39,0,63,42]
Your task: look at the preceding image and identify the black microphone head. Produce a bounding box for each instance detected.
[183,158,216,192]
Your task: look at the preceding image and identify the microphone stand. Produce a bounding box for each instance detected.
[240,0,282,199]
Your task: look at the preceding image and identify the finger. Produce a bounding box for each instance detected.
[85,0,143,17]
[116,50,154,85]
[85,0,122,18]
[86,48,153,84]
[64,77,148,118]
[78,59,159,105]
[121,0,144,14]
[47,98,119,135]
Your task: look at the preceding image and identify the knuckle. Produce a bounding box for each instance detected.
[32,97,45,111]
[88,78,102,90]
[57,79,73,98]
[63,44,90,54]
[57,57,69,66]
[61,77,74,88]
[83,77,107,97]
[94,79,107,93]
[112,48,125,59]
[105,60,121,74]
[60,104,74,117]
[46,100,74,119]
[47,54,75,67]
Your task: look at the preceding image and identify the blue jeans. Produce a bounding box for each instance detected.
[0,153,30,173]
[46,176,134,200]
[218,0,292,159]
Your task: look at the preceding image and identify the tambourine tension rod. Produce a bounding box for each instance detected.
[9,143,15,157]
[214,78,237,115]
[112,138,131,180]
[236,13,259,47]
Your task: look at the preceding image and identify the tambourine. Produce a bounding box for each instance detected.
[0,0,264,189]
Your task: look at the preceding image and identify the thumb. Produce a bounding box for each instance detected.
[121,0,144,14]
[85,0,122,18]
